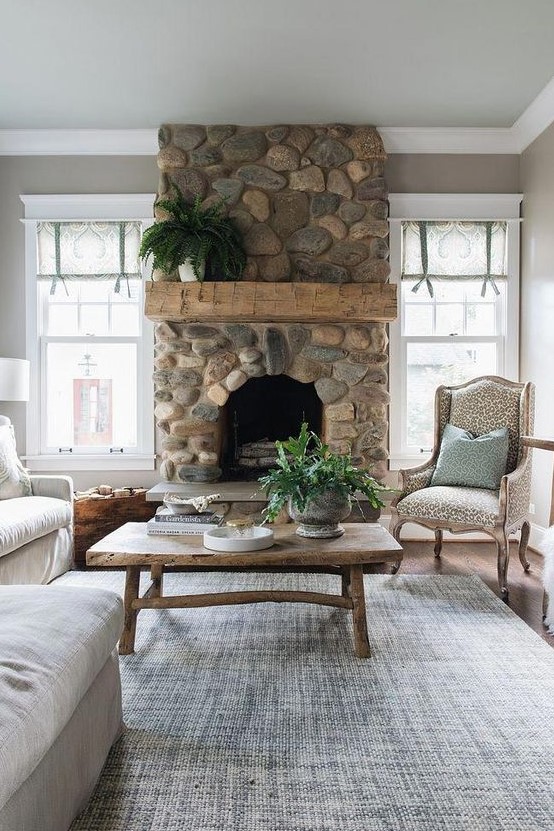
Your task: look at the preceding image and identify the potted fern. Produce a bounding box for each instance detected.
[139,187,246,282]
[258,423,388,538]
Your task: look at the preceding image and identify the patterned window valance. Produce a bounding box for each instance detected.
[401,221,507,297]
[37,221,142,294]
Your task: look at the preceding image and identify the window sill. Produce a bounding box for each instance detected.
[22,455,156,472]
[389,454,432,471]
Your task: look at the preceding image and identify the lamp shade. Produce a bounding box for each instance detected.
[0,358,30,402]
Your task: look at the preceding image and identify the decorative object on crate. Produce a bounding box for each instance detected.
[74,486,157,565]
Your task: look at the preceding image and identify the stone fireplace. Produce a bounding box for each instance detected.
[145,123,397,487]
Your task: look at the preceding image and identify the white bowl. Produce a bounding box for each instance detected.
[203,526,274,553]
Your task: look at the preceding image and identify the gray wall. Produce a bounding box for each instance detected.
[0,156,157,488]
[520,124,554,528]
[0,155,157,359]
[0,152,522,491]
[387,154,520,193]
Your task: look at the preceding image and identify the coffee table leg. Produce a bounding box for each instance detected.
[341,566,351,598]
[349,564,371,658]
[120,565,141,655]
[150,563,164,598]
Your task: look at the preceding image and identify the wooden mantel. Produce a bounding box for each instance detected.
[145,281,397,324]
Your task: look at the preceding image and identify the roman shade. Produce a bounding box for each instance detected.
[401,221,507,297]
[37,221,141,294]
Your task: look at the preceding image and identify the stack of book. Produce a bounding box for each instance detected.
[146,508,224,536]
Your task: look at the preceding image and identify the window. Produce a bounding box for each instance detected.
[389,194,522,466]
[21,194,156,471]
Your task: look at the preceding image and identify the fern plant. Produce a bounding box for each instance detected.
[139,187,246,281]
[258,422,388,522]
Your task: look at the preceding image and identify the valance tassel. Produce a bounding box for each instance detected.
[481,277,500,297]
[480,221,500,296]
[412,276,434,297]
[50,223,69,296]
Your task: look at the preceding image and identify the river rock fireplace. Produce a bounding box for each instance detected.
[145,123,397,487]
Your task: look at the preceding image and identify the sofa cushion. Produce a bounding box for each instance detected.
[0,424,31,499]
[0,585,123,809]
[0,496,72,559]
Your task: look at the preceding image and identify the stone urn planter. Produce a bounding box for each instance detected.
[259,423,388,540]
[288,490,352,538]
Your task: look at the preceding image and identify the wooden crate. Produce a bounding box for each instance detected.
[74,489,157,566]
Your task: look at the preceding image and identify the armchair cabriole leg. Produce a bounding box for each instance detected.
[518,521,531,572]
[389,515,403,574]
[434,529,443,559]
[495,531,510,600]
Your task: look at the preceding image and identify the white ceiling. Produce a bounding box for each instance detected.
[3,0,554,134]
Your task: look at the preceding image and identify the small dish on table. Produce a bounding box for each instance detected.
[203,525,275,552]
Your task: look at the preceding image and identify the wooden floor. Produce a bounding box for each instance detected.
[370,539,553,645]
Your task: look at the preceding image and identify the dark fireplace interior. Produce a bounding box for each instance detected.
[223,376,322,479]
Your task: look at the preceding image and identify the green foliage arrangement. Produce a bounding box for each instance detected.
[258,423,388,522]
[139,187,247,281]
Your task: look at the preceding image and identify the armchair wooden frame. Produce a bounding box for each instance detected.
[389,376,535,599]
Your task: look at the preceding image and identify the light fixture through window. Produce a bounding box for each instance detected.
[77,353,97,377]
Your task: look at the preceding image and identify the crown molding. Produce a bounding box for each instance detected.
[0,126,523,156]
[512,75,554,152]
[379,127,520,154]
[0,129,158,156]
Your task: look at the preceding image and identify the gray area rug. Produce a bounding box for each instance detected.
[56,570,554,830]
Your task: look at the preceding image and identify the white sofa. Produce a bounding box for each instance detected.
[0,417,124,830]
[0,584,124,831]
[0,416,73,585]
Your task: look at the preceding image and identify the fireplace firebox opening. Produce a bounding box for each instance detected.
[223,375,322,479]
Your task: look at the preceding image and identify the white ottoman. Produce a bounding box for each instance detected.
[0,585,124,831]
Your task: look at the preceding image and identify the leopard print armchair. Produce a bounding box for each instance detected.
[389,376,535,599]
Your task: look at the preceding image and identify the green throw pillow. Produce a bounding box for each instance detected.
[430,423,509,490]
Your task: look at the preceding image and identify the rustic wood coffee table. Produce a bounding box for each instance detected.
[86,522,403,659]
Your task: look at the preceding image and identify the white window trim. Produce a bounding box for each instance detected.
[21,193,157,472]
[388,193,522,470]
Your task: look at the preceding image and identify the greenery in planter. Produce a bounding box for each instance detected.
[139,186,247,281]
[258,422,388,522]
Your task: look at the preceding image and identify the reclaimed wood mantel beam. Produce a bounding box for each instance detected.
[144,281,397,324]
